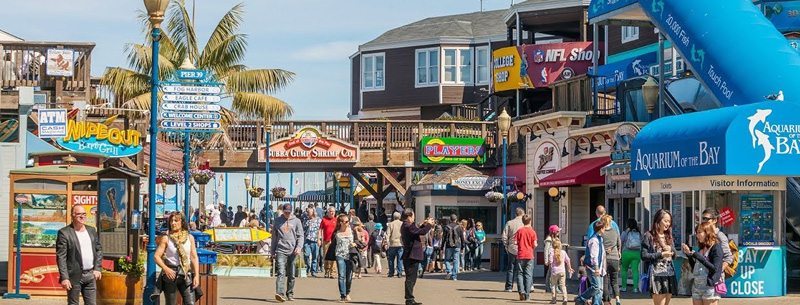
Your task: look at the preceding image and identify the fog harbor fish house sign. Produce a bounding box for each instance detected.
[258,127,359,163]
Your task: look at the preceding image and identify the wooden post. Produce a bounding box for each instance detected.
[404,167,413,208]
[417,122,424,149]
[450,122,456,137]
[385,122,392,163]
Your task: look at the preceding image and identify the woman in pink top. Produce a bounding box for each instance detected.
[549,239,573,305]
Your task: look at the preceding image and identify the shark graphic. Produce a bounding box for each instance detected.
[747,109,772,148]
[754,130,774,173]
[592,0,603,13]
[652,0,665,19]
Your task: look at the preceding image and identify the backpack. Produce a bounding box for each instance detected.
[724,239,739,279]
[624,231,642,251]
[444,224,461,248]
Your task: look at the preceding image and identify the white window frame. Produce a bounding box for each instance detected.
[475,46,490,85]
[415,48,439,88]
[621,26,639,43]
[362,53,385,91]
[442,48,473,85]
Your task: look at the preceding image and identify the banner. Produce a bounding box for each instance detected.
[56,116,143,158]
[764,1,800,32]
[420,137,486,164]
[258,126,359,163]
[99,179,128,255]
[725,247,785,297]
[11,253,62,292]
[493,42,602,92]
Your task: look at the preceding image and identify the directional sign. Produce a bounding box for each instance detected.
[160,111,221,121]
[160,120,221,130]
[162,85,222,94]
[163,94,221,103]
[177,69,206,80]
[162,103,221,112]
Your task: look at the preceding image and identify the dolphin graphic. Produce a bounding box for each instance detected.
[754,130,774,173]
[747,109,772,148]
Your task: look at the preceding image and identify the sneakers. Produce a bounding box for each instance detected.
[633,288,640,293]
[519,292,525,301]
[616,300,621,305]
[504,289,512,293]
[445,273,452,280]
[620,286,627,292]
[339,297,347,303]
[550,298,557,304]
[275,294,286,303]
[346,295,352,301]
[287,295,295,301]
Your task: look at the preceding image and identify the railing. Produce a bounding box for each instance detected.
[166,120,499,152]
[551,74,593,113]
[0,41,94,93]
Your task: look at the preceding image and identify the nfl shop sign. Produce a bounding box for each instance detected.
[534,140,560,183]
[258,126,359,163]
[492,42,603,92]
[73,195,97,205]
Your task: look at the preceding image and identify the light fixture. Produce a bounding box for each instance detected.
[160,182,167,193]
[143,0,170,29]
[520,122,555,141]
[334,172,343,180]
[244,176,251,188]
[589,133,612,154]
[642,76,658,114]
[548,187,565,202]
[497,109,512,138]
[62,154,77,169]
[562,137,587,157]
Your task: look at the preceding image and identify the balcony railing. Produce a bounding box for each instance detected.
[0,41,94,94]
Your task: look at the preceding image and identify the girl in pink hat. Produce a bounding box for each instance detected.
[544,225,563,294]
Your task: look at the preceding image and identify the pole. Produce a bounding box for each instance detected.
[3,199,30,299]
[184,132,190,226]
[265,126,271,230]
[225,172,229,209]
[144,26,161,305]
[658,33,665,119]
[501,137,508,271]
[336,175,340,211]
[350,176,354,209]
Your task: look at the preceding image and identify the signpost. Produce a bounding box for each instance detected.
[162,103,221,112]
[163,94,221,103]
[160,121,221,130]
[160,112,221,121]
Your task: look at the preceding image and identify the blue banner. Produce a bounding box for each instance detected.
[764,1,800,32]
[725,247,785,297]
[588,0,638,19]
[593,52,657,91]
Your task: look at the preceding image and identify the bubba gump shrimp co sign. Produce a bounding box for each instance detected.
[258,127,359,163]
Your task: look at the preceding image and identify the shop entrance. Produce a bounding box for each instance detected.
[589,187,605,224]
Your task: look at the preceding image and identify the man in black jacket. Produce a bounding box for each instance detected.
[56,205,103,305]
[400,209,433,305]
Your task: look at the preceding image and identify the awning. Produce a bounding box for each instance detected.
[631,101,800,180]
[143,139,184,171]
[538,157,610,187]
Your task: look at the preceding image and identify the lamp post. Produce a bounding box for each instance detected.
[642,77,658,120]
[142,1,169,305]
[334,172,342,211]
[244,175,251,211]
[265,124,271,227]
[497,109,511,270]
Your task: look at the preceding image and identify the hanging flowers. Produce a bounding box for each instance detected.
[271,187,286,198]
[190,169,215,185]
[485,191,504,202]
[507,190,525,202]
[157,169,183,185]
[248,186,264,198]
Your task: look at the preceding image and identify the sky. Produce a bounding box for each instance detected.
[0,0,515,120]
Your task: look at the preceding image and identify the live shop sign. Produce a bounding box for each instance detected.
[258,126,359,163]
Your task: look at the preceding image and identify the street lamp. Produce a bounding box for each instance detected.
[244,175,251,210]
[142,1,169,304]
[497,108,511,270]
[642,76,658,117]
[264,124,271,229]
[334,172,342,210]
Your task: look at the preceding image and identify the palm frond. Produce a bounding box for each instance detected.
[231,92,293,123]
[123,43,178,78]
[224,69,295,95]
[198,34,248,76]
[166,0,198,63]
[100,67,151,103]
[201,2,245,63]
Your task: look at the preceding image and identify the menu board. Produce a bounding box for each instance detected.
[213,228,253,243]
[740,194,775,246]
[671,192,683,247]
[650,194,662,217]
[13,194,68,248]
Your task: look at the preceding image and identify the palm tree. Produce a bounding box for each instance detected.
[101,0,294,149]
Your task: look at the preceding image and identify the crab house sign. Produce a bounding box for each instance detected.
[258,127,359,163]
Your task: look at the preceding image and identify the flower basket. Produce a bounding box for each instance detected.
[271,187,286,198]
[507,191,522,202]
[248,187,264,198]
[485,191,504,202]
[157,169,183,185]
[191,169,215,185]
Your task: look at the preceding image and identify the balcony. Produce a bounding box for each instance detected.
[0,41,95,102]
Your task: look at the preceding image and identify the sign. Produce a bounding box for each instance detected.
[650,176,785,193]
[764,1,800,32]
[162,85,221,94]
[10,253,61,292]
[728,102,800,176]
[492,42,602,92]
[420,137,486,164]
[99,178,128,255]
[56,117,143,158]
[671,192,683,246]
[450,176,496,191]
[38,109,67,138]
[724,247,786,297]
[720,207,735,227]
[650,194,662,217]
[72,195,97,205]
[160,112,221,121]
[46,48,74,77]
[593,52,657,91]
[258,126,359,163]
[533,140,560,183]
[177,69,206,80]
[162,103,221,112]
[588,0,638,19]
[160,120,221,130]
[612,123,640,161]
[740,194,775,246]
[213,227,253,242]
[162,94,221,103]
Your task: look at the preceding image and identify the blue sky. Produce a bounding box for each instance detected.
[0,0,513,120]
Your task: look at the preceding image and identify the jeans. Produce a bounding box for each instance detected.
[403,259,421,302]
[621,250,641,290]
[162,267,195,305]
[422,247,434,270]
[505,253,520,291]
[603,259,621,302]
[275,253,297,297]
[459,248,466,270]
[444,247,460,279]
[335,257,353,298]
[387,246,404,276]
[517,259,535,298]
[576,274,603,305]
[465,247,475,270]
[304,241,319,275]
[67,270,97,305]
[473,244,484,269]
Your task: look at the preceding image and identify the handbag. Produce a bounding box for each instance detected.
[714,280,727,295]
[640,268,651,293]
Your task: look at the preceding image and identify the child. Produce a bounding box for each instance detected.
[369,223,385,274]
[577,264,588,295]
[549,239,573,305]
[575,221,606,305]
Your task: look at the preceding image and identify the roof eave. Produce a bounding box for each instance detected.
[503,0,592,24]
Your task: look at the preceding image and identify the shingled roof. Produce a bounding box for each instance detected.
[362,9,507,48]
[417,164,488,185]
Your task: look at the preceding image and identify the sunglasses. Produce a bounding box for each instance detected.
[74,213,87,217]
[702,216,715,221]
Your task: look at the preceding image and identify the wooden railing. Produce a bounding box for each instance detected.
[0,41,94,93]
[550,74,592,113]
[166,120,499,153]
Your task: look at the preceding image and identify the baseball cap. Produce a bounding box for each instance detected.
[549,225,561,233]
[282,204,293,213]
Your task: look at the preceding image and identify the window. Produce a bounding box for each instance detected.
[415,48,439,86]
[432,206,498,234]
[476,46,490,84]
[621,26,639,43]
[443,48,473,84]
[362,53,385,90]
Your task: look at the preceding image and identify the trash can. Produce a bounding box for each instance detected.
[490,241,502,271]
[178,249,218,305]
[190,231,211,249]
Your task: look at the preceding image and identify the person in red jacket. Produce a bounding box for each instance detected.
[514,215,538,301]
[319,207,338,278]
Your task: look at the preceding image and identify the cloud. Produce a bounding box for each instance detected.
[289,41,360,62]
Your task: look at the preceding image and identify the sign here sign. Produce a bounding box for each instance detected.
[420,137,486,164]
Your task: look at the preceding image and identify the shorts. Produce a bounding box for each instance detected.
[691,280,720,300]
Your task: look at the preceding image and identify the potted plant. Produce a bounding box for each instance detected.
[96,256,144,305]
[271,187,286,198]
[157,169,183,185]
[485,191,504,202]
[248,186,264,198]
[506,190,521,202]
[191,168,215,185]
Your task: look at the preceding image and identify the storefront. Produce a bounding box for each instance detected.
[601,123,645,227]
[631,100,796,297]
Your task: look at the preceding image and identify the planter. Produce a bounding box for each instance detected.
[194,176,211,185]
[272,190,286,198]
[96,273,143,305]
[248,189,263,198]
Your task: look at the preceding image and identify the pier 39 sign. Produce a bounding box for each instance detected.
[631,101,800,180]
[258,127,358,163]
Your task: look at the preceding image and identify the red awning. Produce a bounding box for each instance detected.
[538,157,610,187]
[143,139,184,171]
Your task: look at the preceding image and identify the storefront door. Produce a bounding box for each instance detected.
[589,187,605,224]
